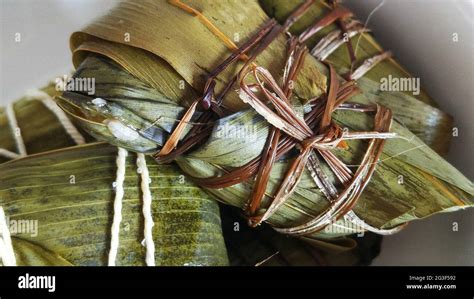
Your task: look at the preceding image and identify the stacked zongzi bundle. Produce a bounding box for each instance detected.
[56,0,472,242]
[0,87,380,266]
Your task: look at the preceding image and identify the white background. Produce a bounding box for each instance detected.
[0,0,473,265]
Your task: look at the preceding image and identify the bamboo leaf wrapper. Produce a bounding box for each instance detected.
[55,0,473,239]
[0,143,228,266]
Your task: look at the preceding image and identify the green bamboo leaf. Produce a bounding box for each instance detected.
[11,238,73,266]
[0,143,228,266]
[70,0,327,112]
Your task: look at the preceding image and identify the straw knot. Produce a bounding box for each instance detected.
[302,123,345,151]
[161,0,406,236]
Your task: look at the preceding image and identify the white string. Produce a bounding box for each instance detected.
[353,0,386,58]
[137,153,155,266]
[108,147,128,266]
[5,103,27,157]
[0,149,20,160]
[25,89,86,145]
[0,207,16,266]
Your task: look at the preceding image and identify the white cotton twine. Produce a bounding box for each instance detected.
[25,89,86,145]
[137,153,156,266]
[5,102,27,157]
[108,149,156,266]
[0,88,86,160]
[0,149,20,160]
[108,147,128,266]
[0,207,16,266]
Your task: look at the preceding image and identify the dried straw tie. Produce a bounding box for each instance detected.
[157,0,407,235]
[307,0,393,80]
